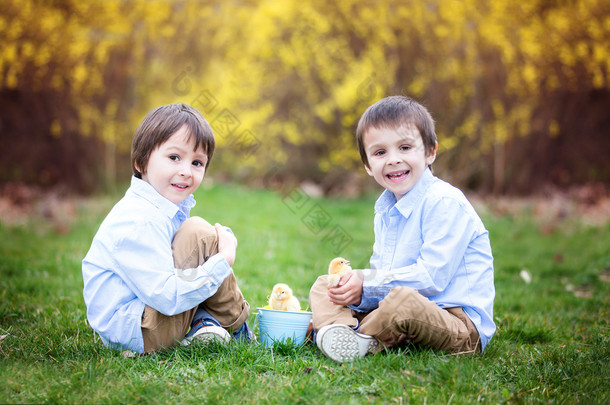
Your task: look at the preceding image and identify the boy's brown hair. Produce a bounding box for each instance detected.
[131,103,215,178]
[356,96,437,168]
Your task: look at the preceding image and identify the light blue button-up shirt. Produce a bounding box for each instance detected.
[82,177,232,353]
[352,169,496,350]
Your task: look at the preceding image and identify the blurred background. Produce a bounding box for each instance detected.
[1,0,609,198]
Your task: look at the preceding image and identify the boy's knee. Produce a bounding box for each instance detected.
[379,287,426,317]
[386,286,419,302]
[310,275,330,295]
[182,216,215,233]
[175,217,216,241]
[172,217,219,269]
[314,275,329,286]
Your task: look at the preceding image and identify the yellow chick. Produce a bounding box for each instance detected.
[328,257,352,287]
[269,283,301,312]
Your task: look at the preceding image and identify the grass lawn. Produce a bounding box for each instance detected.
[1,182,609,403]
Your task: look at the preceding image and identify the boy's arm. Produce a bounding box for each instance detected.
[112,220,233,316]
[353,197,479,311]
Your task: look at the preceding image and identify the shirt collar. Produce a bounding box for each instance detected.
[374,168,434,217]
[128,176,196,219]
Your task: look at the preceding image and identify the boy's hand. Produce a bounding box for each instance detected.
[215,223,237,267]
[328,270,363,306]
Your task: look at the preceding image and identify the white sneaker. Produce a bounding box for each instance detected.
[316,324,378,362]
[182,325,231,346]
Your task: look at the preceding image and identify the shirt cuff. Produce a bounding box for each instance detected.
[350,281,394,312]
[348,294,379,312]
[173,253,232,291]
[201,253,233,287]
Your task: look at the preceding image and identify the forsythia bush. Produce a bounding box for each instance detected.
[1,0,608,193]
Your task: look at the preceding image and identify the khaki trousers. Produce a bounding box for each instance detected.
[309,275,480,354]
[141,217,250,353]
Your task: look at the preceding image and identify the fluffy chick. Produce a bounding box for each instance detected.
[269,283,301,312]
[328,257,352,287]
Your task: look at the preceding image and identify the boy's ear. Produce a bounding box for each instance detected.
[364,163,373,177]
[134,161,144,176]
[426,142,438,166]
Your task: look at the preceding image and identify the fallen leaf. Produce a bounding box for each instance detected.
[599,268,610,283]
[573,290,593,299]
[320,365,332,372]
[403,370,426,381]
[573,285,593,299]
[122,350,137,359]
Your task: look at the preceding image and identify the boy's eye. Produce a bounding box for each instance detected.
[373,150,385,156]
[192,160,204,167]
[169,154,179,161]
[400,145,411,151]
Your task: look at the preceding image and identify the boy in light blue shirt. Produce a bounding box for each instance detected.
[82,103,251,354]
[310,96,495,362]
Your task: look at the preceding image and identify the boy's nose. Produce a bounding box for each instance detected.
[179,164,192,177]
[386,151,402,165]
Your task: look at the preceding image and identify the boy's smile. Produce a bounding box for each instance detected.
[138,125,208,204]
[363,124,437,200]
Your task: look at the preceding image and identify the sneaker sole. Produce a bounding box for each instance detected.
[316,324,378,362]
[182,325,231,346]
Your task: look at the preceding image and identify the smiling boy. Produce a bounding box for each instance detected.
[362,124,435,199]
[310,96,495,362]
[82,103,251,354]
[137,124,207,204]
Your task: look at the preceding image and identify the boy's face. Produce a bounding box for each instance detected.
[137,125,208,205]
[363,124,437,200]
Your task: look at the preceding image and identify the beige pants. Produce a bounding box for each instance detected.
[141,217,250,353]
[309,275,480,354]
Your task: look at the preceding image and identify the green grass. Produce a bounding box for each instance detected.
[1,183,609,403]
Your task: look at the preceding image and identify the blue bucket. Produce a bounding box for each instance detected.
[257,307,312,347]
